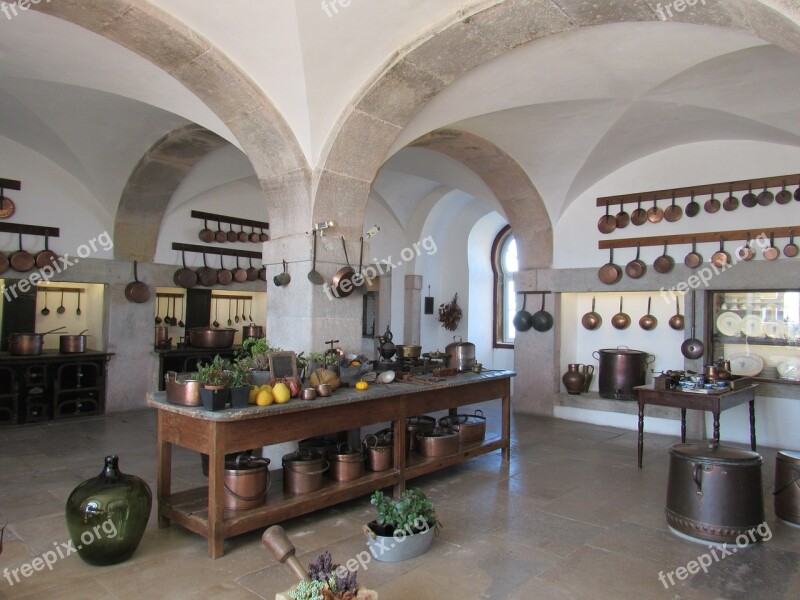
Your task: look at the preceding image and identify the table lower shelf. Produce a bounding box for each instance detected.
[405,435,505,479]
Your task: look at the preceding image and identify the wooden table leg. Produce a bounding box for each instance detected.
[680,408,686,443]
[637,401,644,469]
[749,399,757,451]
[392,417,405,499]
[207,431,225,558]
[157,416,172,528]
[713,411,721,442]
[501,385,511,462]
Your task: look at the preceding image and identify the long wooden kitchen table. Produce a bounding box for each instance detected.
[147,370,513,558]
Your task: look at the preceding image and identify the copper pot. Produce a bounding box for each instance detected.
[593,347,653,400]
[242,324,264,340]
[59,330,88,354]
[666,442,765,544]
[774,451,800,525]
[164,371,202,406]
[406,415,436,454]
[396,345,421,359]
[363,433,392,472]
[282,450,328,495]
[415,427,460,457]
[188,327,235,349]
[438,410,486,444]
[9,327,66,356]
[328,446,364,482]
[224,455,270,511]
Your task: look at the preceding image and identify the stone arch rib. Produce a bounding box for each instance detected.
[314,0,800,268]
[115,124,228,261]
[31,0,311,247]
[410,129,551,268]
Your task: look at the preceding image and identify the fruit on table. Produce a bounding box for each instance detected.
[272,382,291,404]
[351,360,361,367]
[309,368,341,389]
[355,380,369,391]
[256,389,274,407]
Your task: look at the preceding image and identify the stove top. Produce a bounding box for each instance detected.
[373,357,445,374]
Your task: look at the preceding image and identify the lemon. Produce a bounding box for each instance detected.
[272,382,291,404]
[259,384,273,393]
[248,387,259,404]
[256,389,274,407]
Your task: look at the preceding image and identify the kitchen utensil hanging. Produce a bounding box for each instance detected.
[704,190,720,213]
[631,196,647,226]
[581,296,602,330]
[784,231,798,257]
[41,291,50,316]
[685,192,700,217]
[625,244,646,279]
[531,293,553,332]
[776,181,792,205]
[513,294,533,332]
[684,239,702,269]
[647,197,663,223]
[598,247,622,285]
[76,292,82,316]
[681,290,704,360]
[757,182,774,206]
[639,297,657,331]
[742,184,757,208]
[615,203,630,229]
[664,193,682,222]
[424,286,434,315]
[723,186,739,211]
[597,204,616,234]
[653,242,674,274]
[669,296,685,331]
[307,231,325,285]
[611,297,631,330]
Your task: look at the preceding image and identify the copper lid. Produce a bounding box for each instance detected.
[669,442,762,466]
[777,450,800,465]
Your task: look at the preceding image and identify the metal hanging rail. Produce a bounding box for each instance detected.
[171,242,262,260]
[190,210,269,230]
[598,226,800,249]
[0,178,22,190]
[0,222,60,237]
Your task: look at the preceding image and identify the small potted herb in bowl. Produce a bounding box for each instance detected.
[196,355,230,411]
[364,488,440,562]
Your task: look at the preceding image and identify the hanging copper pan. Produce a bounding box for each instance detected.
[795,177,800,201]
[669,297,685,331]
[685,192,701,217]
[631,196,647,226]
[653,242,674,274]
[124,261,151,303]
[9,234,35,272]
[711,237,730,268]
[34,234,59,269]
[615,203,630,229]
[259,227,269,242]
[597,204,617,234]
[704,191,720,213]
[246,257,259,281]
[742,184,758,208]
[684,239,702,269]
[233,255,248,283]
[199,219,214,243]
[647,197,663,223]
[776,181,793,205]
[784,231,798,258]
[330,237,356,297]
[611,297,630,330]
[723,186,739,211]
[258,261,268,281]
[173,250,198,289]
[237,224,249,243]
[625,244,647,279]
[226,222,238,243]
[763,233,779,260]
[196,251,218,287]
[215,220,227,243]
[249,226,261,243]
[0,252,8,276]
[217,253,233,285]
[757,183,774,206]
[736,233,755,261]
[664,193,682,222]
[598,247,622,285]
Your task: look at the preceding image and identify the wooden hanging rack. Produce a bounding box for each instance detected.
[598,226,800,250]
[211,294,255,301]
[35,286,84,294]
[171,242,262,260]
[190,210,269,230]
[0,222,60,237]
[596,172,800,207]
[0,178,21,190]
[516,291,552,295]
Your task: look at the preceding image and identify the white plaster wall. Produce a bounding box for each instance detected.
[554,141,800,269]
[0,137,113,258]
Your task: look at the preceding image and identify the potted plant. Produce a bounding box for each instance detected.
[196,355,230,411]
[240,337,280,385]
[364,488,440,562]
[227,358,252,409]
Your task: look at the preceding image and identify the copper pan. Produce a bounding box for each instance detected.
[9,234,35,272]
[625,244,646,279]
[598,248,622,285]
[653,242,674,274]
[330,237,356,297]
[711,237,731,268]
[173,251,198,289]
[597,204,616,234]
[684,239,702,269]
[124,260,151,303]
[631,196,647,226]
[664,193,682,222]
[217,253,233,285]
[233,255,248,283]
[647,197,663,223]
[34,234,59,270]
[196,252,217,287]
[736,233,755,261]
[199,219,214,243]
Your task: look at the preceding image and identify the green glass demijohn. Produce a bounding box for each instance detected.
[65,455,152,565]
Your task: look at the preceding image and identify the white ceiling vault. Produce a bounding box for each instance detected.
[0,2,799,233]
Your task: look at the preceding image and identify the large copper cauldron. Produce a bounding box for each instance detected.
[593,347,654,400]
[665,442,765,544]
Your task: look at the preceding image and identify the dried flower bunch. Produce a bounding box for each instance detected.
[438,293,462,331]
[288,551,359,600]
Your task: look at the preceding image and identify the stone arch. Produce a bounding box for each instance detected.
[115,124,228,261]
[314,0,800,268]
[409,129,551,268]
[31,0,310,245]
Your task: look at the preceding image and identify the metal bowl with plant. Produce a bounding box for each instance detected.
[364,488,440,562]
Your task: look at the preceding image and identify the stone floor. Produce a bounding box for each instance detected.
[0,404,797,599]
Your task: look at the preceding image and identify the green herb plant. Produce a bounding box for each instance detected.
[227,358,251,389]
[370,488,440,535]
[195,355,229,388]
[288,579,324,600]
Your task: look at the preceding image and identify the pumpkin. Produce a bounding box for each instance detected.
[309,368,341,390]
[355,380,369,391]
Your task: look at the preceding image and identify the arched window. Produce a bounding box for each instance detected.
[492,225,517,348]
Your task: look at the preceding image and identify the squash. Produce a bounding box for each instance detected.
[355,380,369,391]
[309,368,341,390]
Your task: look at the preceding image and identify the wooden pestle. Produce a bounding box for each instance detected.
[262,525,311,582]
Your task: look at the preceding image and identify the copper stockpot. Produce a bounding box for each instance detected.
[774,451,800,526]
[224,455,270,511]
[188,327,235,349]
[416,427,460,457]
[282,449,328,495]
[405,415,436,454]
[164,371,202,406]
[242,324,264,340]
[363,430,393,472]
[59,330,88,354]
[438,410,486,444]
[328,446,364,482]
[9,327,66,356]
[665,442,765,544]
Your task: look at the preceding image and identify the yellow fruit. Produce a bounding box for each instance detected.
[259,384,273,393]
[351,360,361,367]
[248,387,259,404]
[272,382,291,404]
[355,380,368,391]
[256,389,274,407]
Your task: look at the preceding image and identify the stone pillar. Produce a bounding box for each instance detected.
[404,275,422,345]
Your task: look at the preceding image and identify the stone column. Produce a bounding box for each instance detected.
[404,275,422,345]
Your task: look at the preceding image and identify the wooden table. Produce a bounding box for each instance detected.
[147,370,513,558]
[634,383,758,468]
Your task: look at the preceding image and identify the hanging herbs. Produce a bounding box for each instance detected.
[438,293,462,331]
